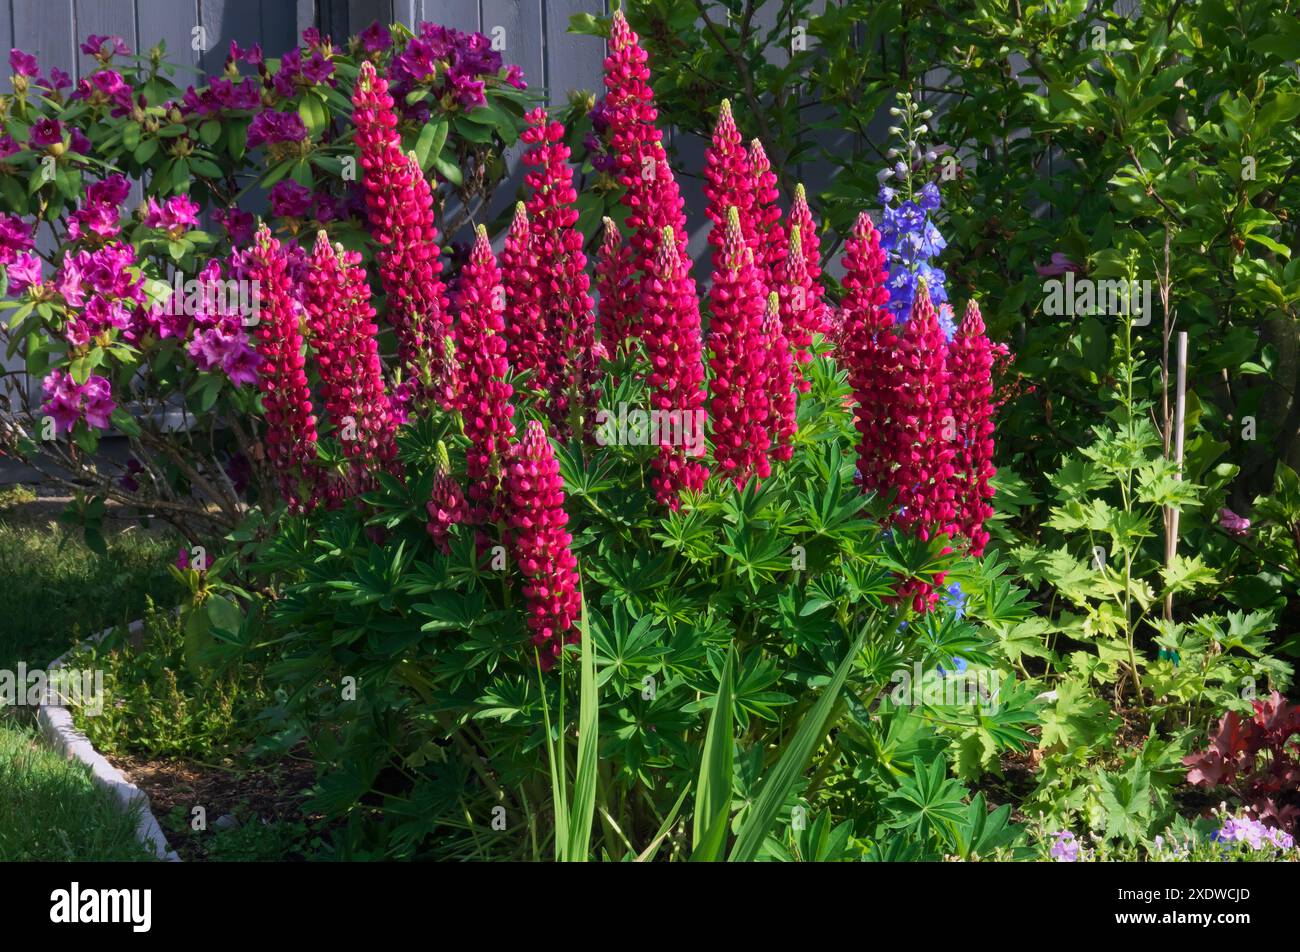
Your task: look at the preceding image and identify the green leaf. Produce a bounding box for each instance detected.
[412,119,448,170]
[728,622,869,861]
[692,643,736,856]
[564,589,599,862]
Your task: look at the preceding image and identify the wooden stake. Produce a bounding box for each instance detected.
[1164,331,1188,622]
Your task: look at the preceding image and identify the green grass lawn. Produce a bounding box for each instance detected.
[0,488,177,860]
[0,489,178,670]
[0,720,155,861]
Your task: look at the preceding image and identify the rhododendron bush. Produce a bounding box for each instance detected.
[0,22,528,540]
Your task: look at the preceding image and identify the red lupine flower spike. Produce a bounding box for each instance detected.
[244,223,320,512]
[352,61,452,407]
[778,221,829,391]
[520,107,598,438]
[426,440,467,554]
[457,224,517,528]
[762,290,797,464]
[746,138,786,297]
[505,419,582,668]
[704,100,752,273]
[454,224,517,528]
[891,282,959,612]
[303,230,397,491]
[596,216,637,351]
[603,11,692,276]
[644,225,710,507]
[838,211,898,497]
[708,206,772,488]
[501,201,546,381]
[949,299,996,556]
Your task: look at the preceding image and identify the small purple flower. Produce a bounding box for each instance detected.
[69,127,91,154]
[301,51,334,85]
[175,545,191,570]
[214,206,256,245]
[1218,508,1251,538]
[120,457,143,492]
[1035,252,1084,278]
[1048,831,1080,862]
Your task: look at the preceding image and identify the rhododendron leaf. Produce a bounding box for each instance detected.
[412,119,447,170]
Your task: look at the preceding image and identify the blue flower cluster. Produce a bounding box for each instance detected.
[877,180,954,338]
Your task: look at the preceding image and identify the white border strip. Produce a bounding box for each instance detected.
[36,619,181,862]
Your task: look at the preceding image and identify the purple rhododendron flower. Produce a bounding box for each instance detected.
[9,49,40,77]
[1218,507,1251,538]
[143,194,200,235]
[6,252,42,294]
[1035,252,1084,277]
[47,67,72,90]
[359,21,392,53]
[0,213,36,265]
[81,34,130,57]
[40,369,116,432]
[28,118,63,148]
[269,180,313,218]
[247,110,309,149]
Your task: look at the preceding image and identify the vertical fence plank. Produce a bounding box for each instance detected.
[12,0,78,80]
[541,0,603,104]
[74,0,139,80]
[135,0,201,69]
[417,0,479,32]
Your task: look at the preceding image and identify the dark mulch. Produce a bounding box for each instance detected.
[115,751,327,861]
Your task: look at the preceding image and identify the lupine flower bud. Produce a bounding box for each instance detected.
[596,216,637,351]
[505,420,582,668]
[762,291,797,464]
[426,440,467,554]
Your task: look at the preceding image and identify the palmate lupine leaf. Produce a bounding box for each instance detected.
[881,755,968,843]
